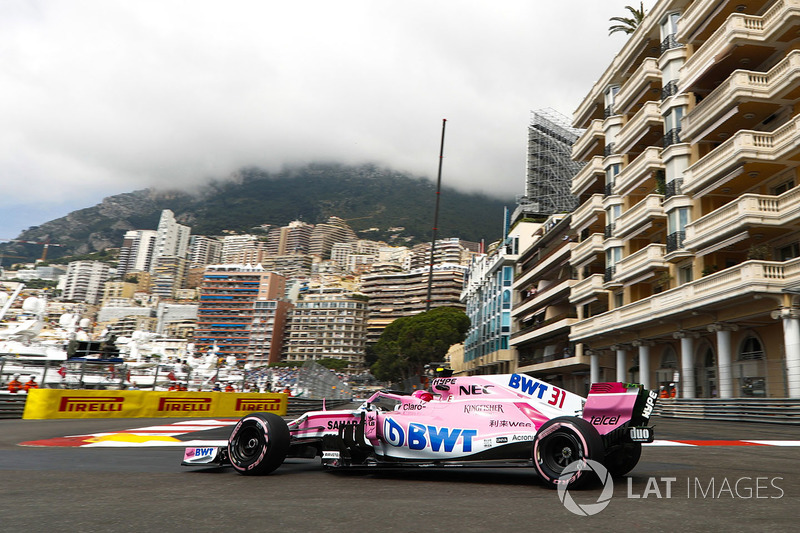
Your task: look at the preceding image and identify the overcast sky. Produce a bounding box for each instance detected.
[0,0,646,240]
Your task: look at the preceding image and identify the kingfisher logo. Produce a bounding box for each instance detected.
[158,397,213,412]
[58,396,124,412]
[235,398,282,412]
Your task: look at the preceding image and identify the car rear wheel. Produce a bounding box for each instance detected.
[604,442,642,477]
[228,412,290,475]
[532,417,604,489]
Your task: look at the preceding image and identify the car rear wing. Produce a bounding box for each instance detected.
[582,382,658,439]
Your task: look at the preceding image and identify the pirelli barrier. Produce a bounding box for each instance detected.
[22,389,288,420]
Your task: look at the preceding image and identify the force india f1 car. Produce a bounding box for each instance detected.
[182,374,658,488]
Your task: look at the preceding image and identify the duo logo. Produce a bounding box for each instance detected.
[383,418,477,452]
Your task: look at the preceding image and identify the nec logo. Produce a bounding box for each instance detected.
[458,385,494,395]
[158,398,212,412]
[235,398,281,411]
[58,396,124,412]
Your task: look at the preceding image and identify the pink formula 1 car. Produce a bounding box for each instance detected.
[182,374,658,488]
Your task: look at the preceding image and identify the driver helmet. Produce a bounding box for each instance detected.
[411,390,433,402]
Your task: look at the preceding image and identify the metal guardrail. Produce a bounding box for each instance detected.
[0,394,27,419]
[285,398,354,417]
[655,398,800,424]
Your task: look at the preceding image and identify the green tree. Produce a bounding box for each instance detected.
[316,358,350,371]
[608,2,646,36]
[370,307,469,382]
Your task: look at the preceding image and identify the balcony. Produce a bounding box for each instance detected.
[681,50,800,143]
[514,241,573,289]
[615,146,665,197]
[615,244,668,284]
[615,195,666,239]
[571,119,604,161]
[682,114,800,196]
[684,187,800,252]
[571,257,800,343]
[680,1,800,93]
[677,0,772,44]
[571,233,605,269]
[569,273,606,305]
[615,101,664,155]
[614,58,662,116]
[571,156,604,197]
[513,279,574,318]
[511,314,579,348]
[571,194,605,232]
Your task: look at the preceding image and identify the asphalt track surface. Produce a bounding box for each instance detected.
[0,415,798,533]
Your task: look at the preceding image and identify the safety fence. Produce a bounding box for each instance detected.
[654,398,800,424]
[294,361,352,399]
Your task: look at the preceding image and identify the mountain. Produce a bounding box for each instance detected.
[1,163,515,265]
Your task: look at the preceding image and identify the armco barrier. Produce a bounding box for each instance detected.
[654,398,800,424]
[0,394,27,419]
[285,398,354,417]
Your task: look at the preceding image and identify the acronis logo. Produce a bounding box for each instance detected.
[383,418,478,452]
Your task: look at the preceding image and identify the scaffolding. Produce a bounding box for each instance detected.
[516,108,586,220]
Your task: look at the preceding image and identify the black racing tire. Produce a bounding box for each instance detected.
[228,412,290,475]
[604,443,642,477]
[532,416,605,489]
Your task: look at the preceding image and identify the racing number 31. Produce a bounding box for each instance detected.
[548,387,566,409]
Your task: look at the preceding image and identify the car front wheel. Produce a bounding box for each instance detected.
[228,412,290,475]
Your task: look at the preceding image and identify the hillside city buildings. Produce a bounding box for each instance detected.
[3,0,799,400]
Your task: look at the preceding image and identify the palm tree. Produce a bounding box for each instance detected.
[608,2,646,36]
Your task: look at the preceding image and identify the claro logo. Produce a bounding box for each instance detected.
[235,398,282,412]
[58,396,124,412]
[158,397,213,412]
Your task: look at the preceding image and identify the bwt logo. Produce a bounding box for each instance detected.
[158,397,212,412]
[508,374,548,399]
[235,398,282,412]
[383,418,477,453]
[58,396,124,412]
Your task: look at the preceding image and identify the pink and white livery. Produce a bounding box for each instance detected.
[182,373,658,488]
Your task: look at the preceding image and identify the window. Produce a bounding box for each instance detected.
[614,291,624,307]
[778,243,800,261]
[772,179,795,195]
[679,264,693,284]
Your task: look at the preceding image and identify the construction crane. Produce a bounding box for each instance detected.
[0,238,63,261]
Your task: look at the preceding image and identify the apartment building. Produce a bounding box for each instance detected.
[283,290,368,366]
[461,220,537,375]
[117,230,157,277]
[188,235,223,267]
[153,209,191,271]
[569,0,800,398]
[194,265,291,364]
[63,260,111,305]
[361,263,467,343]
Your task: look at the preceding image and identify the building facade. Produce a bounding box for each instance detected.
[361,264,467,344]
[283,290,368,366]
[569,0,800,398]
[63,261,111,305]
[194,265,290,364]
